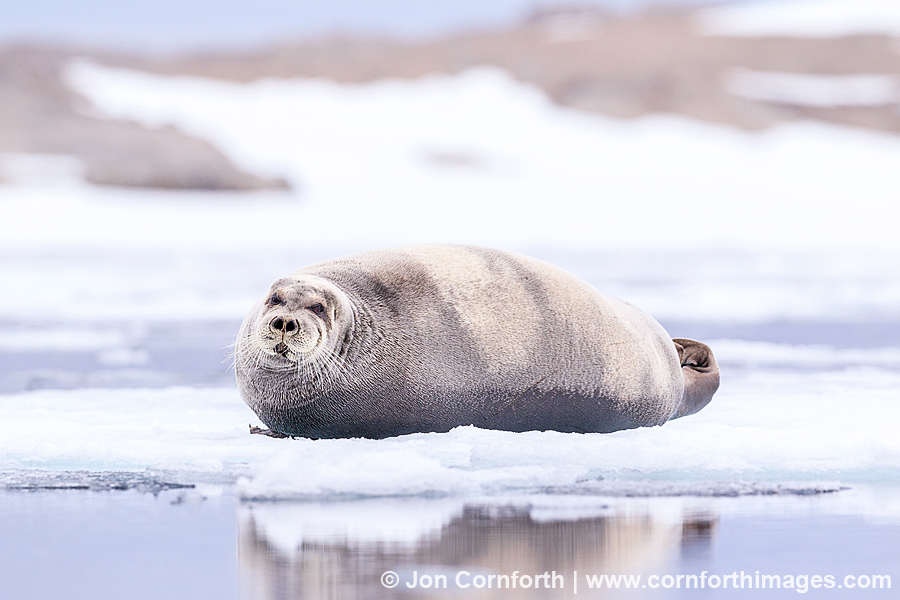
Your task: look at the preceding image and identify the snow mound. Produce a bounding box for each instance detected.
[726,69,900,108]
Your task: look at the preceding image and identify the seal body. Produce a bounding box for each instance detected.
[235,245,719,439]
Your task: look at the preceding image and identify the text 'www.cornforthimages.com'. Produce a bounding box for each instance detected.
[381,570,892,593]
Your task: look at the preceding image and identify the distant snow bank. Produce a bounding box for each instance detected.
[700,0,900,38]
[726,69,900,108]
[26,61,897,251]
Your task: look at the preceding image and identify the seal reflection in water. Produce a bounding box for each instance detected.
[235,245,719,439]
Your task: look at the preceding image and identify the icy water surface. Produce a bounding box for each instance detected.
[2,489,898,599]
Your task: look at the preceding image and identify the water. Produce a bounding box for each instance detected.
[2,488,898,599]
[0,489,239,600]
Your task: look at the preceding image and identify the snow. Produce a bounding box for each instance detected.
[0,327,128,352]
[726,69,900,108]
[0,387,265,477]
[699,0,900,38]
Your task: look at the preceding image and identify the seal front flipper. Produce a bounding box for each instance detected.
[671,338,719,419]
[249,425,292,438]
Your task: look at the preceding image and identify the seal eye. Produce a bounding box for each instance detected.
[268,294,282,306]
[308,303,325,315]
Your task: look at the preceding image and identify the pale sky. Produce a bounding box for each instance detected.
[0,0,740,53]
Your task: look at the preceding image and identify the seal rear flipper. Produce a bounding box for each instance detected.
[671,338,719,419]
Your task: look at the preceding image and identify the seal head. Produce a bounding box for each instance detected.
[235,274,356,423]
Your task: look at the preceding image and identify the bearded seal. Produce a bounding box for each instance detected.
[235,245,719,439]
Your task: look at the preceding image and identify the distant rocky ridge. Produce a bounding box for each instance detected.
[2,8,899,191]
[0,46,290,191]
[107,8,900,134]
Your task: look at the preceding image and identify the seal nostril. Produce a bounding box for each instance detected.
[272,317,284,331]
[285,319,297,333]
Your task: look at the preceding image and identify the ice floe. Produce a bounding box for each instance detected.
[2,344,899,501]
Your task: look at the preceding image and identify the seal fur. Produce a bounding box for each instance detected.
[235,245,719,439]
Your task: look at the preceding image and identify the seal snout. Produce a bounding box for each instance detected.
[266,315,307,357]
[270,316,299,334]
